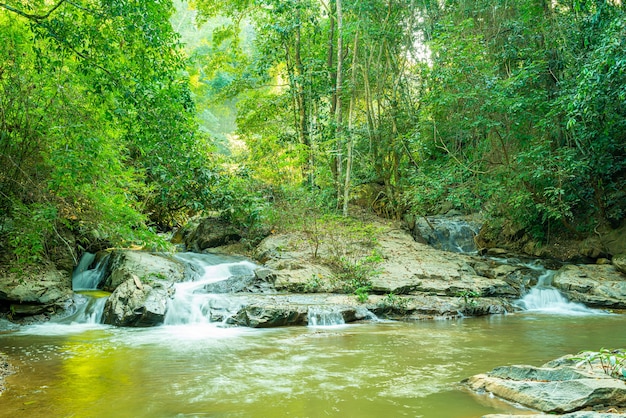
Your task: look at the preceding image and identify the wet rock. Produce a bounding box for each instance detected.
[102,276,172,327]
[0,267,72,316]
[467,356,626,414]
[229,304,308,327]
[201,267,276,294]
[552,264,626,309]
[101,250,187,291]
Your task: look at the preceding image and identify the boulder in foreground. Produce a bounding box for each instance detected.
[467,352,626,415]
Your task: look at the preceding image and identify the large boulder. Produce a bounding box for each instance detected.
[467,355,626,414]
[101,250,188,291]
[183,217,242,252]
[101,276,172,327]
[404,214,482,253]
[602,225,626,258]
[0,267,72,316]
[202,267,276,294]
[228,304,308,327]
[552,264,626,309]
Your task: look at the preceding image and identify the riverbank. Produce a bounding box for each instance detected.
[2,211,626,326]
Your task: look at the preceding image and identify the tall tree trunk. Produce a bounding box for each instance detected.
[335,0,344,209]
[294,2,308,148]
[343,30,359,217]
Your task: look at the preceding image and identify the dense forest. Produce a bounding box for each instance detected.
[0,0,624,267]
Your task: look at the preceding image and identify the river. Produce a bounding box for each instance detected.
[1,312,626,417]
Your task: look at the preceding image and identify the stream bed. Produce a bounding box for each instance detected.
[2,312,626,417]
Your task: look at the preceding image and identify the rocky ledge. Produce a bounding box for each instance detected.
[2,215,626,327]
[467,352,626,416]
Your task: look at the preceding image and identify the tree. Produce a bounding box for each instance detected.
[0,0,215,264]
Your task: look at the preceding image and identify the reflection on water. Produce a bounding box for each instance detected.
[2,313,626,418]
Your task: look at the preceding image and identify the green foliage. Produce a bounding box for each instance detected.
[406,0,626,240]
[211,166,272,236]
[377,292,409,313]
[574,349,626,381]
[355,286,371,303]
[457,290,480,308]
[0,1,215,263]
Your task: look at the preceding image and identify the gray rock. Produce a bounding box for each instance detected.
[229,304,308,327]
[102,277,172,327]
[183,217,242,251]
[0,268,72,315]
[602,226,626,258]
[101,250,187,291]
[467,361,626,414]
[552,264,626,309]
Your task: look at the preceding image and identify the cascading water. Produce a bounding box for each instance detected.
[307,306,346,327]
[516,268,603,315]
[164,253,259,325]
[72,252,108,290]
[59,253,111,324]
[418,218,604,316]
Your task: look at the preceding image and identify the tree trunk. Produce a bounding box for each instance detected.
[343,30,359,217]
[335,0,344,209]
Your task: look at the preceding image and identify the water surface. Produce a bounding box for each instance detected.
[2,313,625,418]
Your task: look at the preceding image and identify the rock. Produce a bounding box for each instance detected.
[467,356,626,414]
[406,215,482,253]
[602,225,626,257]
[229,304,308,327]
[101,277,172,327]
[255,222,520,318]
[101,250,187,291]
[183,217,242,251]
[484,413,626,418]
[552,264,626,309]
[0,267,72,316]
[580,237,608,259]
[202,267,276,294]
[613,254,626,275]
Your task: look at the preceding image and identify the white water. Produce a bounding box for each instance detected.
[72,252,108,290]
[61,293,108,324]
[307,306,346,327]
[164,253,258,325]
[516,269,603,315]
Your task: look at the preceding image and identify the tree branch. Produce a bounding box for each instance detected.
[0,0,67,22]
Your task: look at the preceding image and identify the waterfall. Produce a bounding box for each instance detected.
[72,252,108,290]
[60,292,108,324]
[164,254,258,325]
[62,253,110,324]
[516,269,603,315]
[307,306,346,327]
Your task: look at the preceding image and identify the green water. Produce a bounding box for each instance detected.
[1,313,626,418]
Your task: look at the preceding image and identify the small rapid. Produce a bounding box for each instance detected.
[307,306,346,327]
[515,269,603,316]
[163,253,258,325]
